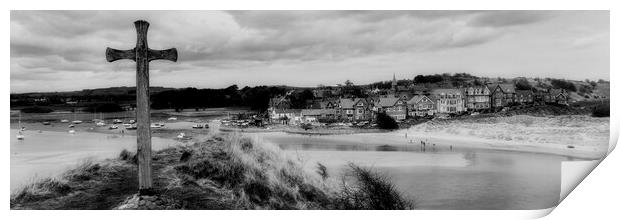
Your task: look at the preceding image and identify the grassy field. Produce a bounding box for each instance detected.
[10,132,414,210]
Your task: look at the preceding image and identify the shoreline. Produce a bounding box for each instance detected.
[249,129,608,160]
[12,114,609,160]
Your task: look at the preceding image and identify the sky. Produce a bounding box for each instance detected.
[10,10,609,93]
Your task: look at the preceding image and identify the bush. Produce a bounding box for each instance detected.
[20,106,53,113]
[376,112,398,130]
[550,79,577,92]
[592,102,610,117]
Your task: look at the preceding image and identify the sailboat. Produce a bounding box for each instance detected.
[16,112,24,140]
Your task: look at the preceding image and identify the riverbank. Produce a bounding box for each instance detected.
[11,133,413,210]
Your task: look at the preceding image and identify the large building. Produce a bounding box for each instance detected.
[339,98,372,121]
[375,97,408,120]
[431,88,466,114]
[464,86,491,111]
[407,95,435,117]
[489,83,516,108]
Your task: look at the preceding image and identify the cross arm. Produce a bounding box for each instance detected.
[148,48,178,62]
[106,48,136,62]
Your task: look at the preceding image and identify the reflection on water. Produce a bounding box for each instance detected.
[10,129,179,191]
[264,133,572,210]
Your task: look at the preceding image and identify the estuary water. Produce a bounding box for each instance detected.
[10,129,179,191]
[259,132,577,210]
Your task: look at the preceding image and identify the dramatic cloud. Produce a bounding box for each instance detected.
[10,10,609,93]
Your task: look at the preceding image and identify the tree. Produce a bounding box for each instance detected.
[376,112,398,130]
[344,80,354,87]
[515,78,533,91]
[550,79,577,92]
[84,103,123,113]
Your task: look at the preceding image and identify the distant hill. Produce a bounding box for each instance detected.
[12,86,176,97]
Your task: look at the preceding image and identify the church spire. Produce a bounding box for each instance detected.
[392,73,397,93]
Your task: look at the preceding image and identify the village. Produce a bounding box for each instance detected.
[266,74,588,128]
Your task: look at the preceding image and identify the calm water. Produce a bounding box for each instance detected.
[10,129,179,191]
[261,133,577,210]
[11,128,575,210]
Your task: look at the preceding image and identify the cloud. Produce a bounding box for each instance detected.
[10,10,608,93]
[468,11,553,27]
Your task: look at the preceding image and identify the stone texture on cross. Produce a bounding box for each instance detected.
[106,20,177,195]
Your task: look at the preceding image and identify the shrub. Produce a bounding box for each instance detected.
[376,112,398,130]
[550,79,577,92]
[179,150,193,162]
[118,149,137,164]
[20,107,53,113]
[592,102,610,117]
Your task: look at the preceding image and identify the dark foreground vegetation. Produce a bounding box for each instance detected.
[20,106,53,113]
[11,133,413,210]
[591,102,610,117]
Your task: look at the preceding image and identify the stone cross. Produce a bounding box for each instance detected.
[106,20,177,195]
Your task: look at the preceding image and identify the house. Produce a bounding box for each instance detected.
[320,100,338,109]
[464,86,491,111]
[375,97,408,120]
[547,89,569,105]
[489,83,516,108]
[300,109,337,123]
[407,95,435,117]
[268,96,291,110]
[339,98,372,121]
[269,109,302,125]
[431,88,466,114]
[515,90,534,104]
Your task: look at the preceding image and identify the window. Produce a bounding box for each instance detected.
[357,108,363,114]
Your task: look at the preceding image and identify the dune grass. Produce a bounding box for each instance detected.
[11,132,414,210]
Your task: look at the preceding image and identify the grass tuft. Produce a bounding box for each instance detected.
[336,163,414,210]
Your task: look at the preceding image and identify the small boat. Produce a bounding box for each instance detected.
[192,124,204,129]
[68,124,75,128]
[109,125,119,130]
[68,129,76,134]
[168,117,177,121]
[42,121,51,125]
[60,119,69,123]
[72,120,83,124]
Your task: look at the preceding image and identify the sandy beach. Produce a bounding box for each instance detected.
[253,115,611,160]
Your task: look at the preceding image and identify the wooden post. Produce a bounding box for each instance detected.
[106,20,178,195]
